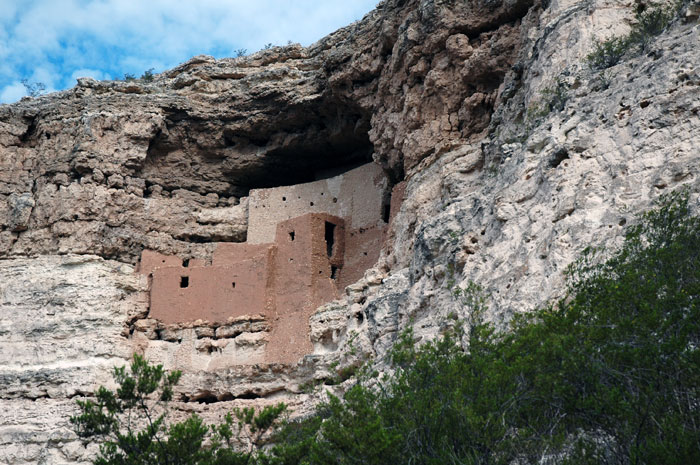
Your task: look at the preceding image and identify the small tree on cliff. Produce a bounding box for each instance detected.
[71,355,286,465]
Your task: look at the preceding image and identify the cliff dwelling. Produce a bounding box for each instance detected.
[137,163,404,363]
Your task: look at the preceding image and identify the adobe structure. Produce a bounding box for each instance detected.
[138,163,403,363]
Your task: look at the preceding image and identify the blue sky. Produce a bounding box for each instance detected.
[0,0,378,104]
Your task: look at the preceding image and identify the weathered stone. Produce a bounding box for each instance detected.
[6,193,34,232]
[1,0,699,463]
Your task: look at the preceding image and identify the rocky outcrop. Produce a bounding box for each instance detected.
[1,0,699,462]
[0,0,536,264]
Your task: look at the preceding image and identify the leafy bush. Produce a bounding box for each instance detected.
[75,190,700,464]
[526,77,569,123]
[586,36,629,70]
[266,189,700,464]
[140,68,155,82]
[71,355,286,464]
[586,2,677,70]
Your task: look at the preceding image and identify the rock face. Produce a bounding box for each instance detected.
[1,0,700,462]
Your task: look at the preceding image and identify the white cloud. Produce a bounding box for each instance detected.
[0,82,27,104]
[0,0,378,96]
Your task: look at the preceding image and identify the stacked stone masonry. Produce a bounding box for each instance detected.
[137,163,400,363]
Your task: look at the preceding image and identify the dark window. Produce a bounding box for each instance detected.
[180,276,189,288]
[232,282,236,289]
[383,203,391,223]
[331,265,339,280]
[182,259,190,267]
[289,231,295,241]
[325,221,336,257]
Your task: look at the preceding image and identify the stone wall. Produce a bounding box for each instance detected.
[2,0,699,463]
[248,162,389,244]
[136,163,392,364]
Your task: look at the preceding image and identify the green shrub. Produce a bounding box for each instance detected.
[140,68,155,82]
[71,355,286,464]
[586,2,677,70]
[524,77,569,132]
[266,189,700,465]
[527,77,569,120]
[586,36,629,70]
[630,4,675,51]
[74,190,700,464]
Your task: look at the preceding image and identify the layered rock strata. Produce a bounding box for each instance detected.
[1,0,699,463]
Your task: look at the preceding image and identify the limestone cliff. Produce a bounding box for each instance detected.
[1,0,700,462]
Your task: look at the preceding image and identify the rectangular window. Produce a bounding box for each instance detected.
[325,221,336,257]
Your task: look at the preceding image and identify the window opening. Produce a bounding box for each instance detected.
[331,265,339,280]
[382,203,391,223]
[289,231,295,241]
[182,259,190,267]
[231,282,236,289]
[180,276,189,288]
[325,221,336,257]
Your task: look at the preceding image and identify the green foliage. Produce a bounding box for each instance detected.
[525,77,569,130]
[586,2,678,70]
[123,73,136,82]
[235,48,248,58]
[265,189,700,464]
[140,68,155,82]
[75,190,700,464]
[586,36,629,70]
[528,77,568,119]
[71,354,286,464]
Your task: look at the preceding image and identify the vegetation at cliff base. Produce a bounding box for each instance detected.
[268,190,700,464]
[73,190,700,464]
[71,355,286,464]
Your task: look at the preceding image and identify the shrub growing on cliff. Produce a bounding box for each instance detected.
[526,76,570,128]
[265,189,700,464]
[586,1,678,70]
[140,68,155,82]
[71,354,286,465]
[74,190,700,464]
[20,78,46,98]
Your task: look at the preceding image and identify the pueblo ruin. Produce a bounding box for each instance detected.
[137,163,404,363]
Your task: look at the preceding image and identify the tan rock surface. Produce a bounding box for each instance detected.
[1,0,700,462]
